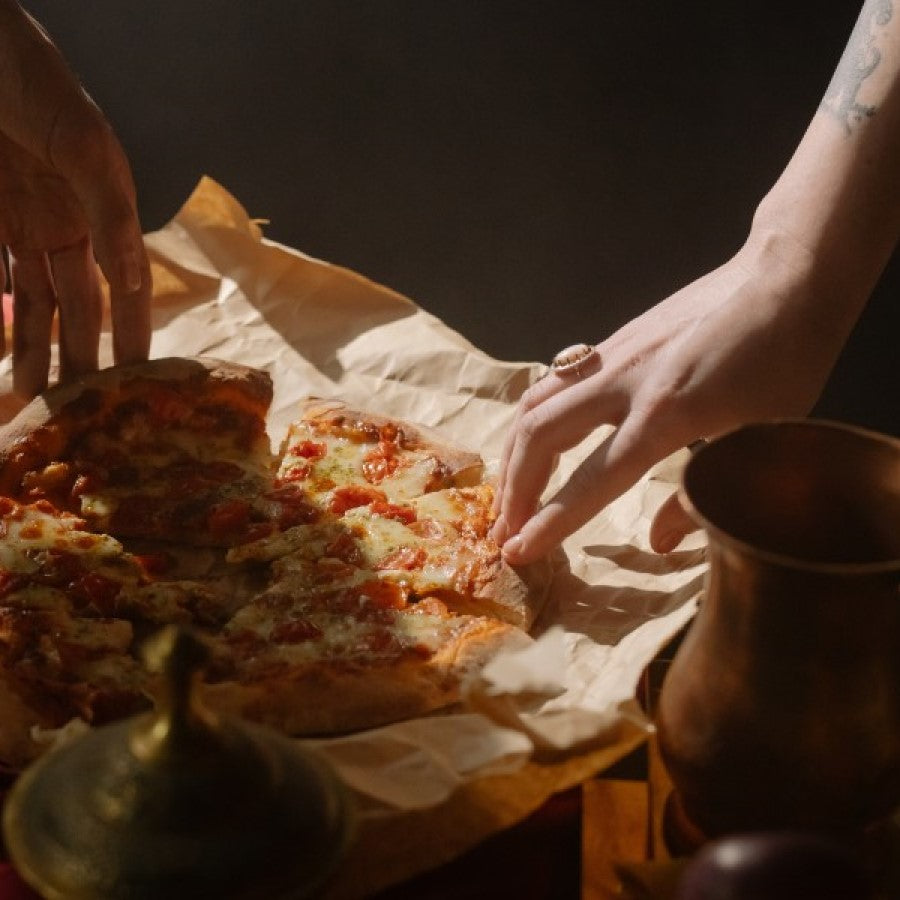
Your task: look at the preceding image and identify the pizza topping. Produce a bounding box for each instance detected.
[0,373,542,766]
[378,546,427,571]
[279,463,310,482]
[357,578,409,610]
[329,484,387,515]
[362,440,401,483]
[207,499,252,539]
[67,572,123,616]
[267,486,320,530]
[323,531,364,566]
[71,471,105,497]
[289,440,327,460]
[270,618,323,644]
[369,499,416,524]
[134,551,174,576]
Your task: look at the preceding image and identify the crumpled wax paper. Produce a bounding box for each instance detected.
[0,178,706,895]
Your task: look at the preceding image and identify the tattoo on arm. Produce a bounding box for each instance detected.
[821,0,894,132]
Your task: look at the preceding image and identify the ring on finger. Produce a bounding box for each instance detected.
[550,343,599,377]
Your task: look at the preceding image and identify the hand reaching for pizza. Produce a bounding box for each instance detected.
[493,0,900,565]
[0,1,151,398]
[491,230,859,563]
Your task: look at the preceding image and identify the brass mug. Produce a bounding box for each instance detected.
[656,419,900,839]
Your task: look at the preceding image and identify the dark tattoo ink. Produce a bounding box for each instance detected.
[821,0,894,132]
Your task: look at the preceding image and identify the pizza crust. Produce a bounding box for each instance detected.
[454,555,553,632]
[0,357,272,448]
[0,357,274,498]
[199,618,527,736]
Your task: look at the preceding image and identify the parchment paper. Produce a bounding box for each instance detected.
[0,178,706,895]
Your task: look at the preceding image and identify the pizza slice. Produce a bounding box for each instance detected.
[0,358,299,547]
[0,497,233,769]
[275,399,483,510]
[198,565,529,736]
[226,483,550,631]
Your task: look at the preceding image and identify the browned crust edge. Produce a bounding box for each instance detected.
[473,556,554,631]
[199,618,522,736]
[434,554,553,632]
[0,357,273,455]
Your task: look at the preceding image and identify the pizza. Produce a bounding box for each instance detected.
[0,358,550,770]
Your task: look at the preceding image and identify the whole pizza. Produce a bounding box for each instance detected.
[0,358,551,770]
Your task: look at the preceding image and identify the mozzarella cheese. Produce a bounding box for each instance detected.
[280,426,442,501]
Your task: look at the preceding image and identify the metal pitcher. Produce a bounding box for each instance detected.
[656,419,900,839]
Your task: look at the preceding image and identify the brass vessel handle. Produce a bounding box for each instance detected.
[131,625,221,761]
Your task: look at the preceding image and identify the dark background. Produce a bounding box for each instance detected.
[27,1,898,435]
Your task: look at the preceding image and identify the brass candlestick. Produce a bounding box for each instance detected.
[3,626,354,899]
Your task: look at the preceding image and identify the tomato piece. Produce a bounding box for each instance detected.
[408,517,445,540]
[329,484,386,515]
[290,440,327,460]
[278,463,311,483]
[358,578,408,609]
[270,618,323,643]
[71,472,104,497]
[273,488,320,528]
[369,500,416,524]
[378,547,426,571]
[361,441,402,484]
[68,572,122,614]
[323,532,363,566]
[135,552,174,576]
[207,499,251,538]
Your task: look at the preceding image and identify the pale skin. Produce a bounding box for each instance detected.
[493,0,900,564]
[0,0,151,399]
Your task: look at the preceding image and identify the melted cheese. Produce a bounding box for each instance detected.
[280,426,442,502]
[0,503,124,573]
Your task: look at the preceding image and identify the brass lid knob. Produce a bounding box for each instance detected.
[2,626,354,899]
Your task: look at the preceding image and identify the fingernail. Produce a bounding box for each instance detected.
[654,529,681,554]
[121,250,143,293]
[501,534,524,563]
[490,514,507,545]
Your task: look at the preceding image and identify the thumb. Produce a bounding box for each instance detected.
[650,490,701,553]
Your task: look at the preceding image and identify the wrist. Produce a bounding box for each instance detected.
[736,220,872,346]
[747,199,879,317]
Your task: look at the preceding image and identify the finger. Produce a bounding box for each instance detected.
[48,93,152,363]
[0,5,150,361]
[48,237,102,381]
[498,369,625,540]
[650,491,701,553]
[494,346,602,508]
[8,249,55,398]
[502,415,690,565]
[493,370,553,512]
[0,248,7,359]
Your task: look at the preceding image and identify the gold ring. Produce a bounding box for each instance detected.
[550,343,598,377]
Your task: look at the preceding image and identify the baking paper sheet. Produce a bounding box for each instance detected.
[0,178,706,895]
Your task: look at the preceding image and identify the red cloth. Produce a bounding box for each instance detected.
[0,865,38,900]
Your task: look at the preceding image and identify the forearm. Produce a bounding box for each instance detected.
[750,0,900,334]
